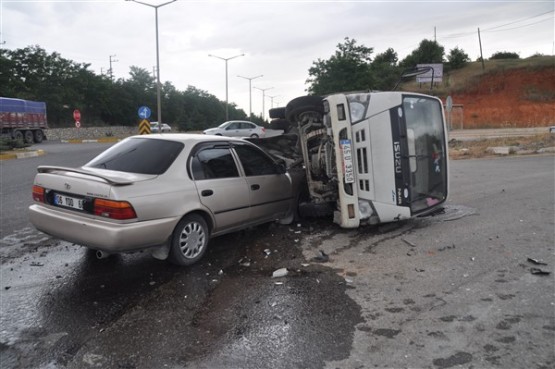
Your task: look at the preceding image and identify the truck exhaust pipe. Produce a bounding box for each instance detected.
[96,250,111,259]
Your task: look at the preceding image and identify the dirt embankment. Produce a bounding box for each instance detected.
[448,64,555,129]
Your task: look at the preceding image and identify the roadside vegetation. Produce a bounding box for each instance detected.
[449,133,555,159]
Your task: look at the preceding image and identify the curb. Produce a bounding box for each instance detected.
[61,137,122,144]
[0,149,45,161]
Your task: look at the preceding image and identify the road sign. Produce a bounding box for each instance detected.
[139,119,151,135]
[75,121,81,128]
[446,96,453,112]
[73,109,81,122]
[138,106,151,120]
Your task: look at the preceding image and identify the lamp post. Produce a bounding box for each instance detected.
[237,74,263,118]
[126,0,176,125]
[209,53,245,121]
[253,86,273,121]
[266,95,280,109]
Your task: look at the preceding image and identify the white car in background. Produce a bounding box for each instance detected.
[150,122,172,133]
[203,120,266,138]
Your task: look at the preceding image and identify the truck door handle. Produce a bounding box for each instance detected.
[201,190,213,197]
[251,184,260,191]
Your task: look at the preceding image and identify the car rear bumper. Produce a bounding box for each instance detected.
[29,204,180,252]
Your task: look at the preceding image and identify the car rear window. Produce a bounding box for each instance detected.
[85,138,184,175]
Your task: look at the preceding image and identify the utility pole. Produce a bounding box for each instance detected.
[478,28,485,71]
[109,54,118,81]
[238,74,263,118]
[253,86,273,121]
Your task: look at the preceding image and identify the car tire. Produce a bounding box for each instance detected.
[250,134,259,138]
[33,130,44,143]
[285,95,324,124]
[269,118,291,132]
[168,214,210,266]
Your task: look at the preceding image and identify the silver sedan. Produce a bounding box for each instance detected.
[29,134,298,266]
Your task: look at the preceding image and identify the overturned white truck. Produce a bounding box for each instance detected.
[258,91,449,228]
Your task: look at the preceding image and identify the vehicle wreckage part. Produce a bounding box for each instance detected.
[96,250,111,259]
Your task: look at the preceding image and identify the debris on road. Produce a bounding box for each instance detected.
[30,261,44,267]
[530,268,550,276]
[527,257,548,266]
[402,239,417,248]
[311,250,329,263]
[272,268,289,278]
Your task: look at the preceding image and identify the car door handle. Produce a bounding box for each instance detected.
[251,184,260,191]
[201,189,213,197]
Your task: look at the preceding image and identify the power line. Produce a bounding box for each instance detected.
[482,10,553,31]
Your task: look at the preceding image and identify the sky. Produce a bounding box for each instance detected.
[1,0,554,121]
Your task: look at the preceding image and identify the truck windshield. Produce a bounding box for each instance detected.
[403,96,447,213]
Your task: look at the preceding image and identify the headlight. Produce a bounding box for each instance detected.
[347,94,370,123]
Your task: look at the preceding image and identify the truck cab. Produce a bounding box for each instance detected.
[285,91,448,228]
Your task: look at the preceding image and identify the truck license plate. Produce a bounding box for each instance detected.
[54,193,84,211]
[340,139,355,184]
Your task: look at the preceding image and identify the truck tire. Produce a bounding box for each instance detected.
[24,130,34,144]
[33,130,44,143]
[285,96,324,124]
[13,131,23,142]
[269,107,286,119]
[269,118,291,132]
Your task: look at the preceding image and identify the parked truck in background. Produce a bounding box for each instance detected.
[0,97,48,143]
[258,90,449,228]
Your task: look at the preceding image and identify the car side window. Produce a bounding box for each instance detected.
[226,123,238,130]
[239,122,250,129]
[234,145,279,176]
[192,148,239,180]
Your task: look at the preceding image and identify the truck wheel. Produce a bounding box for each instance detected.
[33,130,44,143]
[13,131,23,142]
[285,96,324,124]
[24,130,35,144]
[269,107,286,119]
[269,118,291,132]
[168,214,210,266]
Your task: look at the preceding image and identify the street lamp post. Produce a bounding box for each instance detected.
[253,86,273,121]
[267,95,280,109]
[126,0,176,125]
[237,74,263,118]
[209,53,245,121]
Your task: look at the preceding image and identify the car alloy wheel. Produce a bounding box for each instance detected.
[169,214,209,266]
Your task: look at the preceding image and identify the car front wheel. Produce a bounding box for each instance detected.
[168,214,209,266]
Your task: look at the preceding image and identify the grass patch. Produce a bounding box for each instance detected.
[449,133,555,159]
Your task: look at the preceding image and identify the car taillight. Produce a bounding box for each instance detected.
[262,127,266,132]
[32,185,45,203]
[94,199,137,220]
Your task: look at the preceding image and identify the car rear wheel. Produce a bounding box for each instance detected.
[250,134,259,138]
[168,214,209,266]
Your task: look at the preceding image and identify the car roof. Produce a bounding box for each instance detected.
[126,133,248,145]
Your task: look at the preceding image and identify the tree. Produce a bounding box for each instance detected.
[447,47,470,70]
[306,37,374,95]
[370,48,400,90]
[400,39,445,68]
[490,51,520,60]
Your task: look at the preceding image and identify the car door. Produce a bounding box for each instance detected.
[240,122,254,137]
[224,122,240,137]
[232,143,292,222]
[190,144,250,231]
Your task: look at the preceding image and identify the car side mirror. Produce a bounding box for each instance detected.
[276,162,286,174]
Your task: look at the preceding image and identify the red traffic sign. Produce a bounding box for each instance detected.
[73,109,81,122]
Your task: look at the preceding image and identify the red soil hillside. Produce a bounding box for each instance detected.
[451,67,554,128]
[403,57,555,129]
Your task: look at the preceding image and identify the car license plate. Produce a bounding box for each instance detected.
[340,139,355,184]
[54,193,84,210]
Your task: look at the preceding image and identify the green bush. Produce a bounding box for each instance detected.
[0,137,30,152]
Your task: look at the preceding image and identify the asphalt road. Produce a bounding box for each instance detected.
[0,142,553,369]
